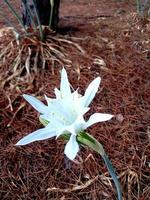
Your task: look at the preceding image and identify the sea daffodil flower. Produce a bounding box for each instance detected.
[16,68,113,160]
[16,68,122,200]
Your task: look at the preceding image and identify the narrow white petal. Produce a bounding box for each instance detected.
[64,134,79,160]
[80,107,90,116]
[84,113,114,129]
[56,121,78,139]
[82,77,101,107]
[44,95,54,107]
[23,94,47,114]
[15,127,57,146]
[72,90,90,116]
[47,99,75,123]
[65,125,76,135]
[60,68,71,97]
[67,115,85,133]
[54,88,61,99]
[40,114,51,122]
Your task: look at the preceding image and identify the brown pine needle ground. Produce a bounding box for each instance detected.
[0,0,150,199]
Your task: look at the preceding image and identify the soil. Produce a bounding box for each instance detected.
[0,0,150,200]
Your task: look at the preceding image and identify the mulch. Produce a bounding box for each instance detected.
[0,0,150,199]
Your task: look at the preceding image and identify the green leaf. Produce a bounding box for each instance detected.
[103,154,122,200]
[49,0,54,28]
[39,117,49,126]
[32,0,44,41]
[77,131,105,155]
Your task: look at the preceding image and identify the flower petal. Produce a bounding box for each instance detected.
[44,95,56,108]
[60,68,71,97]
[84,113,114,129]
[23,94,47,114]
[82,77,101,107]
[64,134,79,160]
[54,88,61,99]
[15,127,57,146]
[45,99,75,123]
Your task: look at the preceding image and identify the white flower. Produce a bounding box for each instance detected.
[16,68,113,160]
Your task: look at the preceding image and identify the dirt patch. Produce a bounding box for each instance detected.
[0,0,150,200]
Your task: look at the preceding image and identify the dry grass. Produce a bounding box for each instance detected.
[0,27,85,91]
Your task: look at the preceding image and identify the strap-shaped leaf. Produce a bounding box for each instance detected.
[77,131,105,155]
[49,0,54,27]
[77,132,122,200]
[102,153,122,200]
[32,0,44,40]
